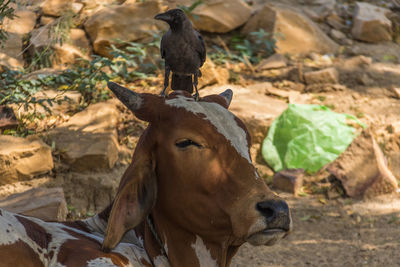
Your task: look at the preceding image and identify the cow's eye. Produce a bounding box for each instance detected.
[175,139,202,149]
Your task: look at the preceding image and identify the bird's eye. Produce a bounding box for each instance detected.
[175,139,202,149]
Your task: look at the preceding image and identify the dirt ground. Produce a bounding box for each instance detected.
[233,192,400,267]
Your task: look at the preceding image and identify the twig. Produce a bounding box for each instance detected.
[216,35,232,69]
[242,54,255,73]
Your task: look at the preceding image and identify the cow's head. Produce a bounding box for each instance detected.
[103,82,291,257]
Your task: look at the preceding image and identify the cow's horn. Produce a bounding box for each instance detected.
[107,82,143,111]
[219,89,233,107]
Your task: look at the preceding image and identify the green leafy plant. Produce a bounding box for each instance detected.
[1,38,160,113]
[27,10,76,70]
[178,0,203,19]
[209,29,282,65]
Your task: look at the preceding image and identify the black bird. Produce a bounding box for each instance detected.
[155,9,206,100]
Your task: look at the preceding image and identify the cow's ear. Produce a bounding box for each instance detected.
[201,89,233,109]
[102,147,157,252]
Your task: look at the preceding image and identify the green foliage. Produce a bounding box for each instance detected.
[0,0,16,45]
[209,29,281,65]
[27,11,76,70]
[1,39,159,116]
[178,0,203,19]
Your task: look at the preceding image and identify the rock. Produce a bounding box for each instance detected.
[32,90,82,114]
[272,169,304,196]
[327,131,399,198]
[242,3,339,55]
[29,27,90,66]
[265,86,311,104]
[198,59,229,88]
[392,87,400,98]
[41,0,72,17]
[40,15,56,25]
[330,28,347,41]
[303,8,324,22]
[190,0,252,33]
[201,84,288,143]
[0,136,54,185]
[326,12,346,31]
[0,187,67,221]
[341,55,372,69]
[2,9,37,35]
[256,53,287,71]
[351,2,392,43]
[47,101,120,172]
[59,168,124,215]
[71,2,84,14]
[0,32,24,70]
[304,67,339,84]
[0,106,18,131]
[84,1,165,57]
[301,0,336,19]
[357,73,373,86]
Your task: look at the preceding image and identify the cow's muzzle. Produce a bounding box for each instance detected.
[246,199,292,246]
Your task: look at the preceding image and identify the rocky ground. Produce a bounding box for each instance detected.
[1,0,400,266]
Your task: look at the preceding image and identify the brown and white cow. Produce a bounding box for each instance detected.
[0,82,291,267]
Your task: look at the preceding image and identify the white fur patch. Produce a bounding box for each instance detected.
[0,209,77,266]
[0,209,150,267]
[87,257,118,267]
[191,235,217,267]
[166,96,251,164]
[153,255,171,267]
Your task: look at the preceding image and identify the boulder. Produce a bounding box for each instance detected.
[0,187,67,221]
[47,101,120,172]
[190,0,252,33]
[32,90,82,115]
[59,169,124,215]
[41,0,72,17]
[341,55,372,70]
[0,136,54,185]
[2,9,37,35]
[326,12,346,31]
[0,32,24,70]
[272,169,304,196]
[201,83,288,143]
[304,67,339,84]
[256,53,287,71]
[84,1,166,57]
[242,3,338,55]
[40,15,56,25]
[29,27,90,66]
[198,59,229,88]
[300,0,336,20]
[329,28,347,42]
[351,2,392,43]
[327,131,399,198]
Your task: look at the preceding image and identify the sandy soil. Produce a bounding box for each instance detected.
[233,192,400,267]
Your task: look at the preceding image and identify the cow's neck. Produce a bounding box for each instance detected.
[143,212,239,267]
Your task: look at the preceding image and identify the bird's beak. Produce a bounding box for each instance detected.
[154,12,171,22]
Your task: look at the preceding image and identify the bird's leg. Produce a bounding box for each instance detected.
[193,71,200,101]
[160,65,170,97]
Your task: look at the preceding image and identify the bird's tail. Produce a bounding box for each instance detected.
[171,73,193,94]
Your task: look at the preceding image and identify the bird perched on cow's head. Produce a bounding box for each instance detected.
[155,8,206,101]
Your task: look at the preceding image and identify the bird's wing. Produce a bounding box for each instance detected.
[160,34,166,59]
[194,30,206,66]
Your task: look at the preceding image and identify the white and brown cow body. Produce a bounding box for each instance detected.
[0,83,292,267]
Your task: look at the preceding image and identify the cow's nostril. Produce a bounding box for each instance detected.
[256,200,290,224]
[256,202,275,221]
